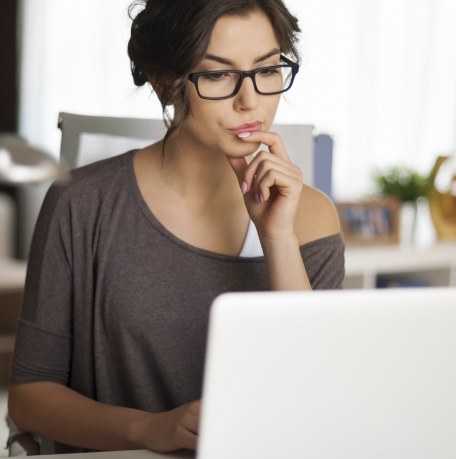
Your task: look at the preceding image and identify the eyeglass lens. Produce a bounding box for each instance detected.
[197,65,293,99]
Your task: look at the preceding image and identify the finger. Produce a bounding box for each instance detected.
[250,151,302,181]
[256,168,303,202]
[184,403,201,435]
[226,155,249,194]
[192,400,202,418]
[176,427,198,451]
[236,130,290,162]
[184,414,199,433]
[245,152,302,196]
[242,151,282,193]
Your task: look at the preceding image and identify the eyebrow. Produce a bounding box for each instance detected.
[204,48,281,66]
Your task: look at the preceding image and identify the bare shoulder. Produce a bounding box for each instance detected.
[295,184,341,245]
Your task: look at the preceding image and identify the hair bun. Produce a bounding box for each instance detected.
[127,1,151,87]
[130,62,148,87]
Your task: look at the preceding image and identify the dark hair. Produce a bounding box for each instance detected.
[128,0,301,145]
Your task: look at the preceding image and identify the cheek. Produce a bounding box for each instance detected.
[187,109,223,140]
[265,97,281,124]
[187,95,223,124]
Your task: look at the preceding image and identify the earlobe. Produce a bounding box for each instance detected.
[148,77,164,103]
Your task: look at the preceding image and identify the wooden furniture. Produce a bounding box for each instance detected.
[0,257,27,386]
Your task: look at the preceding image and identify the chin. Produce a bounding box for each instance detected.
[230,139,262,157]
[244,142,262,156]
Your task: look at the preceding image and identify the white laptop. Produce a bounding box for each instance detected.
[198,288,456,459]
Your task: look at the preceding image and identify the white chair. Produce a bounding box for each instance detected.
[57,112,167,169]
[57,112,333,196]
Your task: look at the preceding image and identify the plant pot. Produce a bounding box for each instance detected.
[399,201,417,246]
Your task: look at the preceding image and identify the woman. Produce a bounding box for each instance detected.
[8,0,344,454]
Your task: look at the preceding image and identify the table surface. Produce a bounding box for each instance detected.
[37,450,194,458]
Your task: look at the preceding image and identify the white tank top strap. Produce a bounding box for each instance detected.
[238,219,263,258]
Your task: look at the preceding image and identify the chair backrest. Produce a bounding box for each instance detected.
[58,112,167,169]
[58,112,332,196]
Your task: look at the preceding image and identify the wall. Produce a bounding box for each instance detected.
[0,0,18,132]
[0,0,21,258]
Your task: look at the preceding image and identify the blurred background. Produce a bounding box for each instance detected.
[1,1,456,453]
[1,0,456,257]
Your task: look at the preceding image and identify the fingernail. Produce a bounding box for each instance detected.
[237,131,251,138]
[241,181,248,194]
[255,192,261,203]
[259,193,264,203]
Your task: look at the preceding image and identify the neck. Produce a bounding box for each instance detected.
[159,131,240,203]
[134,132,251,253]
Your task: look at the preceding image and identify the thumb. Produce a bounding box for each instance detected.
[226,155,248,193]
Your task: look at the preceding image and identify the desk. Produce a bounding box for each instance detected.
[38,450,194,458]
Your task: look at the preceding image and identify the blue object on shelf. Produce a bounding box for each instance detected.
[314,134,333,199]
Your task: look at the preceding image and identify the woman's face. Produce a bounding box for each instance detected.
[181,9,283,159]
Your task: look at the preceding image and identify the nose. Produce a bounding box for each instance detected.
[233,75,259,111]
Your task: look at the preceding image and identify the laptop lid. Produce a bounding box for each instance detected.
[198,288,456,459]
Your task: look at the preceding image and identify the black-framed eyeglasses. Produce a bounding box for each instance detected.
[188,55,299,100]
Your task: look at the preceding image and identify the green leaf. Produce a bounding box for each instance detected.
[371,166,430,202]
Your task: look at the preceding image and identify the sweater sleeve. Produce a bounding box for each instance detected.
[11,183,73,385]
[300,233,345,290]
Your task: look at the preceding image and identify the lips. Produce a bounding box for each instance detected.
[229,121,262,135]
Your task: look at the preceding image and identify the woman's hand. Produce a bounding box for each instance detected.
[139,400,201,453]
[226,130,303,242]
[9,381,202,454]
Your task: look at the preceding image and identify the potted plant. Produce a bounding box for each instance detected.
[371,165,431,245]
[371,166,430,203]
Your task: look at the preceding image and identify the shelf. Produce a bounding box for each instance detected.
[344,241,456,289]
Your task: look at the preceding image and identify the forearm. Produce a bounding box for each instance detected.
[261,235,311,291]
[8,381,150,451]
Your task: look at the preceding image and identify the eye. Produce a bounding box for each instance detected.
[257,66,281,77]
[200,71,232,82]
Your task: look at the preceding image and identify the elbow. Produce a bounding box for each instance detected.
[8,384,23,428]
[8,383,34,431]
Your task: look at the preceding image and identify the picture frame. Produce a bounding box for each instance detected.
[336,198,400,245]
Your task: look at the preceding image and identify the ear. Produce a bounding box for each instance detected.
[148,77,164,104]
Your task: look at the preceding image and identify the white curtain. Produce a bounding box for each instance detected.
[19,0,456,200]
[283,0,456,198]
